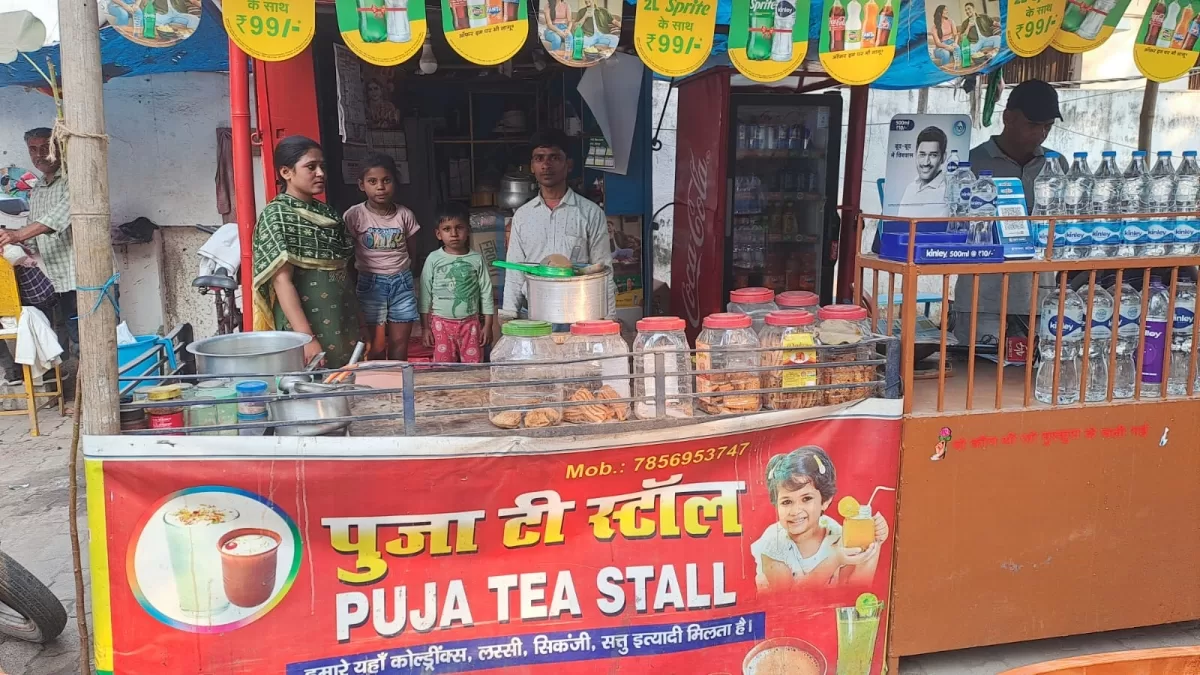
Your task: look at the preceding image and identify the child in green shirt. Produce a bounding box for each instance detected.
[419,204,495,363]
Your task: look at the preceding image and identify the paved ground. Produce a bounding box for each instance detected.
[0,410,1197,675]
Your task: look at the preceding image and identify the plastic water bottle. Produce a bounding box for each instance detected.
[1119,150,1151,257]
[1062,152,1094,259]
[1089,151,1123,258]
[1084,284,1114,402]
[1109,282,1141,399]
[1032,157,1065,259]
[947,149,961,174]
[1171,150,1200,256]
[1145,151,1176,257]
[1035,287,1084,404]
[945,161,976,219]
[1168,281,1196,396]
[1142,280,1170,397]
[968,170,997,244]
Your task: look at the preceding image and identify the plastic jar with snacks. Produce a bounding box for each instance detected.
[695,313,762,415]
[632,316,693,420]
[759,310,821,409]
[489,320,564,429]
[816,304,877,404]
[236,380,270,436]
[146,384,185,433]
[562,320,631,424]
[727,287,778,334]
[775,290,819,311]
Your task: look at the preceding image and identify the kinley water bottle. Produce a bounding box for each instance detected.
[1089,151,1123,259]
[1119,150,1151,257]
[944,161,976,220]
[1171,150,1200,255]
[1032,158,1065,259]
[968,170,997,244]
[1141,280,1170,397]
[1084,284,1113,402]
[1035,286,1085,404]
[1145,150,1176,257]
[1109,282,1141,399]
[1062,152,1094,260]
[1168,281,1196,396]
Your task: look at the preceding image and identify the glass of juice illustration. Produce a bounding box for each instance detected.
[164,505,239,616]
[218,528,282,608]
[835,595,882,675]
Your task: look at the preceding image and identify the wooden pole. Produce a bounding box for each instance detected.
[1139,80,1159,152]
[58,0,120,435]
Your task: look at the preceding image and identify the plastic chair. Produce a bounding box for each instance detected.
[0,260,65,437]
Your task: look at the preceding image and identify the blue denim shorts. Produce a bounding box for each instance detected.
[357,270,419,324]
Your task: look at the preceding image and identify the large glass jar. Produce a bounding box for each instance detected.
[632,316,693,420]
[727,287,778,334]
[489,320,563,429]
[775,290,819,311]
[816,304,877,404]
[562,320,631,423]
[695,312,761,415]
[759,310,821,409]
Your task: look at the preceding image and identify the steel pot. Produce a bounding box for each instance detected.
[187,331,310,386]
[268,382,371,436]
[499,170,537,210]
[525,267,612,324]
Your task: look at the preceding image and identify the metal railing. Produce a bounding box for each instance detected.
[116,324,194,397]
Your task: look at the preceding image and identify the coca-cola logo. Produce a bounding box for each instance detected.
[682,150,712,328]
[829,15,846,28]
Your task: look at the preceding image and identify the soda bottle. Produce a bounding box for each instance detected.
[358,0,388,41]
[504,0,519,21]
[1147,0,1168,45]
[1158,0,1181,47]
[1173,3,1195,47]
[1168,281,1196,395]
[1084,284,1114,401]
[573,21,585,60]
[1145,150,1176,256]
[959,32,971,68]
[487,0,503,24]
[1119,150,1150,257]
[828,0,846,50]
[450,0,470,29]
[967,170,998,244]
[1142,279,1170,397]
[1035,287,1085,404]
[771,0,797,62]
[862,0,879,46]
[1109,282,1141,399]
[1184,13,1200,49]
[1032,155,1066,259]
[1078,0,1118,39]
[945,160,976,219]
[386,0,411,42]
[1062,151,1094,259]
[846,0,863,50]
[1089,151,1123,258]
[142,0,158,39]
[876,1,894,45]
[1171,150,1200,255]
[749,0,777,60]
[467,0,488,28]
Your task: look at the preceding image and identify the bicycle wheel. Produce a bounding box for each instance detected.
[0,550,67,643]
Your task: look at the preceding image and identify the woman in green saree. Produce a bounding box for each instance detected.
[253,136,361,367]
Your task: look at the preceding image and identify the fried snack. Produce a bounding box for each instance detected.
[822,346,876,405]
[524,407,563,428]
[595,385,630,421]
[761,344,822,410]
[563,388,611,424]
[489,410,523,429]
[696,373,762,415]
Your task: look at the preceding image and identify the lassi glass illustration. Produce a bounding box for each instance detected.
[837,486,896,550]
[835,594,882,675]
[164,505,239,616]
[218,528,282,608]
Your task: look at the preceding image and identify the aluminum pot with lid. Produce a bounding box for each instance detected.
[499,170,538,210]
[525,267,612,324]
[186,331,310,387]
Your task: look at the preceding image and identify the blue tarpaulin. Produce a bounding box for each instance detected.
[0,0,228,88]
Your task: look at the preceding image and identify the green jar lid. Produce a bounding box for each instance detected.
[502,320,553,337]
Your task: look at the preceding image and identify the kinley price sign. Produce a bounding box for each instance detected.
[84,404,902,674]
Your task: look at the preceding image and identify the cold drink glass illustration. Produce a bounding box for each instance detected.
[770,0,796,61]
[748,0,777,60]
[842,506,875,550]
[164,505,238,616]
[219,528,282,608]
[386,0,411,42]
[358,0,388,41]
[836,599,882,675]
[828,0,846,50]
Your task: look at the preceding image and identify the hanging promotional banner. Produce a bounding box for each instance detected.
[924,0,1005,74]
[818,0,901,85]
[1051,0,1133,52]
[537,0,623,67]
[1006,0,1065,56]
[1133,0,1200,83]
[441,0,528,66]
[222,0,315,61]
[334,0,427,66]
[84,402,901,674]
[633,0,718,77]
[109,0,203,48]
[728,0,811,82]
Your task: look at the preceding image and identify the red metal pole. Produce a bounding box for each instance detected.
[838,84,869,303]
[229,40,257,331]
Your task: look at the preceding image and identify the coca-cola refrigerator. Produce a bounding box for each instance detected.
[671,71,843,338]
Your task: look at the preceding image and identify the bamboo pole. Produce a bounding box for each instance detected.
[58,0,120,435]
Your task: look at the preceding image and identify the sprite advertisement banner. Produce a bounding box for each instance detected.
[633,0,718,77]
[440,0,528,65]
[223,0,315,61]
[1006,0,1066,57]
[729,0,811,81]
[1134,0,1200,82]
[84,402,901,674]
[335,0,427,66]
[817,0,900,85]
[1051,0,1133,52]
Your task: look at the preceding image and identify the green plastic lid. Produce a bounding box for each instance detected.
[502,320,553,337]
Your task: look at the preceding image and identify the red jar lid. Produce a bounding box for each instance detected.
[637,316,686,332]
[817,304,869,321]
[776,290,819,308]
[765,310,815,327]
[571,320,621,336]
[729,287,775,304]
[703,312,753,329]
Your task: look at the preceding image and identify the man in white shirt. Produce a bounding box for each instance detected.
[501,128,617,322]
[897,126,949,219]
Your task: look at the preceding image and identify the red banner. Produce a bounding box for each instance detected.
[85,402,900,674]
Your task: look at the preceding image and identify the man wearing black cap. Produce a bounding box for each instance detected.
[953,79,1062,346]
